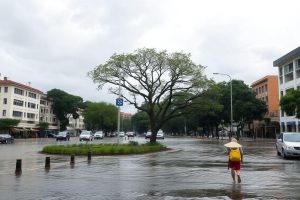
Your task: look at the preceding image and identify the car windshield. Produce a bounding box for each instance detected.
[81,132,91,135]
[284,134,300,142]
[58,132,67,136]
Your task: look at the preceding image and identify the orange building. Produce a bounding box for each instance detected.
[251,75,280,137]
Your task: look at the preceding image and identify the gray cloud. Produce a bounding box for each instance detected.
[1,0,300,113]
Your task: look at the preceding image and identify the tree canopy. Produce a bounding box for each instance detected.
[82,102,117,133]
[47,89,84,130]
[0,119,20,130]
[280,89,300,118]
[89,48,208,142]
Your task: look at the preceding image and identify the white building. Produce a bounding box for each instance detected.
[40,94,59,132]
[273,46,300,132]
[67,109,85,136]
[0,77,59,137]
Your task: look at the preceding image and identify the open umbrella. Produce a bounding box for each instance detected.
[224,141,242,148]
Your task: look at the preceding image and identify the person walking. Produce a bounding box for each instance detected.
[224,138,243,183]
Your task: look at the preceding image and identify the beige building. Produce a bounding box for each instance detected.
[0,77,59,137]
[40,94,59,131]
[67,109,85,136]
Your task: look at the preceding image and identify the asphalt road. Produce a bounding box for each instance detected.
[0,136,299,200]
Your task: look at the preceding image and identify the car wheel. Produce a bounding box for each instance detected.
[282,148,287,159]
[276,146,280,156]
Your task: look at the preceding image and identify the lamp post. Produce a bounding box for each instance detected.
[213,73,233,135]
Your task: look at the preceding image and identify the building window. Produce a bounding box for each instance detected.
[27,113,35,119]
[265,85,268,92]
[14,88,24,95]
[2,110,6,116]
[13,111,23,117]
[40,100,46,105]
[3,98,7,104]
[0,87,1,93]
[4,87,8,93]
[28,102,36,109]
[28,92,37,99]
[13,99,24,106]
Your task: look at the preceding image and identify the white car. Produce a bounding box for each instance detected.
[79,131,93,141]
[145,131,152,139]
[119,132,125,137]
[157,130,164,139]
[94,131,104,139]
[276,132,300,158]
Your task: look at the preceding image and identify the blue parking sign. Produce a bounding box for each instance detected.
[116,98,123,106]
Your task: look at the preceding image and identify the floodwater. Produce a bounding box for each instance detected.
[0,137,300,200]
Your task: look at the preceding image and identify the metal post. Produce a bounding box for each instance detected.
[15,159,22,175]
[45,157,50,169]
[70,155,75,165]
[117,68,121,145]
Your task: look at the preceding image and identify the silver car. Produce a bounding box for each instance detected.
[276,132,300,158]
[94,131,104,139]
[79,131,93,141]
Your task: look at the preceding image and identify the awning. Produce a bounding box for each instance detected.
[11,128,22,133]
[30,128,39,132]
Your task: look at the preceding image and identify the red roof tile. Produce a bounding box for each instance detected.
[0,80,44,94]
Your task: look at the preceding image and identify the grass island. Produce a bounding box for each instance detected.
[42,141,167,155]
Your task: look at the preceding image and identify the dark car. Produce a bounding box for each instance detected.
[56,131,70,141]
[0,134,14,144]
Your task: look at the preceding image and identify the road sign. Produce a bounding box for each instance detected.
[116,98,123,106]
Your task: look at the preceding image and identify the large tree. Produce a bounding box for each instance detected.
[89,48,207,142]
[82,102,117,133]
[219,80,267,138]
[280,89,300,118]
[47,89,84,130]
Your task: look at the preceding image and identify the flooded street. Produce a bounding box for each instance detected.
[0,137,300,200]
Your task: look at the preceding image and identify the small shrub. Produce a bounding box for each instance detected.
[128,141,139,146]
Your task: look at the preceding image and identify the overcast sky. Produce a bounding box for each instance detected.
[1,0,299,113]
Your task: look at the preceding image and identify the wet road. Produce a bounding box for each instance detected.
[0,137,300,200]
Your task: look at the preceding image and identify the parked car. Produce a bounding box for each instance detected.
[126,131,135,137]
[145,131,152,139]
[157,130,164,139]
[0,134,14,144]
[79,131,93,141]
[94,131,104,139]
[119,132,125,137]
[56,131,70,141]
[276,132,300,158]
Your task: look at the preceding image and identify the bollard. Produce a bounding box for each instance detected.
[70,155,75,165]
[15,159,22,175]
[45,157,50,169]
[87,151,92,161]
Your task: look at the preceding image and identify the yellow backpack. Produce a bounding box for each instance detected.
[229,148,241,161]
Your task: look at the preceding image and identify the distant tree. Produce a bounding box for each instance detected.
[89,48,207,142]
[219,80,267,138]
[37,122,49,131]
[82,102,117,133]
[280,89,300,117]
[121,118,132,132]
[0,119,20,134]
[131,111,150,134]
[47,89,84,130]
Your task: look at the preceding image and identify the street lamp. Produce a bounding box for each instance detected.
[213,73,233,135]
